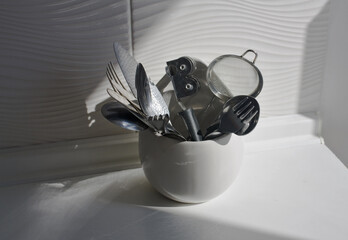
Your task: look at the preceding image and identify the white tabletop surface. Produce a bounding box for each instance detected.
[1,142,348,240]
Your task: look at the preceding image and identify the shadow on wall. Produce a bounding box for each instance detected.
[0,0,134,148]
[319,0,348,164]
[299,0,330,113]
[0,0,331,149]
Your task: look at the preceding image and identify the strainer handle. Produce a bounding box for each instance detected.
[241,49,258,64]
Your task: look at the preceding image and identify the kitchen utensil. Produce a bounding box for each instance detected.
[107,88,138,112]
[135,63,169,117]
[202,50,262,138]
[146,114,186,141]
[160,90,192,140]
[228,96,259,135]
[106,62,137,102]
[204,95,260,140]
[178,108,202,141]
[145,114,185,141]
[106,88,160,130]
[166,57,199,98]
[146,114,169,134]
[106,62,143,115]
[166,57,206,141]
[101,102,148,131]
[135,63,186,141]
[207,49,263,99]
[103,94,185,140]
[162,122,187,141]
[113,42,138,97]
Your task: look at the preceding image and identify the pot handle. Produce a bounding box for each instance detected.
[241,49,258,64]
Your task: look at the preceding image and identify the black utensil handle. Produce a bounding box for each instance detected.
[179,108,202,141]
[204,121,220,137]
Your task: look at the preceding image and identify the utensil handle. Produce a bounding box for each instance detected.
[204,121,220,137]
[241,49,258,63]
[179,108,202,141]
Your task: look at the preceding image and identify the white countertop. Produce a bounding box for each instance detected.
[1,140,348,240]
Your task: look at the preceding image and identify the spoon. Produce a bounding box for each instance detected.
[101,102,148,131]
[135,63,169,117]
[135,63,186,141]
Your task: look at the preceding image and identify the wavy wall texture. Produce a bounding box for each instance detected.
[0,0,330,148]
[132,0,330,116]
[0,0,131,148]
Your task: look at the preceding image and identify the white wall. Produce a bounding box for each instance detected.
[0,0,132,148]
[0,0,330,149]
[320,0,348,166]
[132,0,330,116]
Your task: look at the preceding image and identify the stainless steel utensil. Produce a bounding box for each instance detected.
[204,95,260,140]
[106,51,185,141]
[145,114,185,141]
[106,63,143,115]
[135,63,186,141]
[146,114,169,133]
[113,42,138,97]
[135,63,169,117]
[101,102,148,131]
[207,49,263,99]
[106,62,137,103]
[106,45,263,142]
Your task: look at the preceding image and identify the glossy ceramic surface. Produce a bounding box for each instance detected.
[139,130,244,203]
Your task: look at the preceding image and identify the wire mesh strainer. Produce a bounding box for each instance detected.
[207,49,263,99]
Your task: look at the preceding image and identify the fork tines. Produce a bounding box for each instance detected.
[233,96,260,135]
[147,114,170,133]
[106,62,143,114]
[106,62,129,92]
[234,97,257,121]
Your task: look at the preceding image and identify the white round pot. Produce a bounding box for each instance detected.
[138,130,244,203]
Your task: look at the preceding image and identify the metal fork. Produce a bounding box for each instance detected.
[106,62,143,116]
[146,114,170,134]
[146,114,186,141]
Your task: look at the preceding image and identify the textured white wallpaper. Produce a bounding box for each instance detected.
[0,0,330,148]
[132,0,330,116]
[0,0,131,148]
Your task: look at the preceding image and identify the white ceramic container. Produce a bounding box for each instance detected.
[138,129,244,203]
